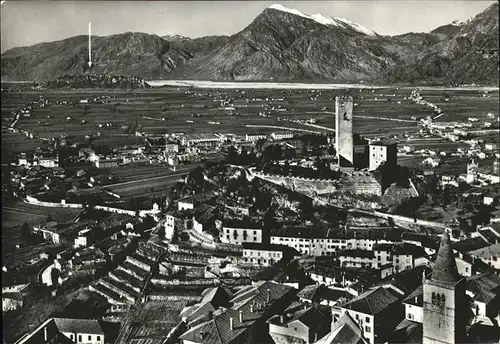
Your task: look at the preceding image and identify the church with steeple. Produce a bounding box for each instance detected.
[423,232,469,344]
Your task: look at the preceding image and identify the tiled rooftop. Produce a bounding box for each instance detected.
[341,286,402,315]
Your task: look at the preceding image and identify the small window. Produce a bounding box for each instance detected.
[97,335,101,341]
[79,335,82,342]
[365,326,371,333]
[365,317,370,323]
[89,335,92,340]
[70,334,74,340]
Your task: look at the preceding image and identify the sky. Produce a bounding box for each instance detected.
[0,1,495,52]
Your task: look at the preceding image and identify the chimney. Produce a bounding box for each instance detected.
[239,310,243,323]
[267,289,270,303]
[44,326,48,341]
[280,315,284,324]
[250,304,254,313]
[230,317,234,330]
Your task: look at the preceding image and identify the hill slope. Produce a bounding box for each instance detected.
[1,3,498,85]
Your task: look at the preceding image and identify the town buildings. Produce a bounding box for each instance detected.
[267,303,332,344]
[14,317,105,344]
[178,281,297,344]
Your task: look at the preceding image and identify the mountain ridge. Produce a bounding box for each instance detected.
[1,2,498,85]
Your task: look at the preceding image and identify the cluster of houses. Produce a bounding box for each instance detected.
[17,230,499,344]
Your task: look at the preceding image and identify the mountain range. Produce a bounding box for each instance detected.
[1,3,498,85]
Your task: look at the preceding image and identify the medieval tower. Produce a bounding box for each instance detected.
[423,232,467,344]
[335,96,354,170]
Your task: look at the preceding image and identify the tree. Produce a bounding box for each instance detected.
[47,214,53,222]
[20,222,31,244]
[51,268,60,287]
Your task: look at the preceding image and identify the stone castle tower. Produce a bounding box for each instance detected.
[335,96,354,170]
[423,232,467,344]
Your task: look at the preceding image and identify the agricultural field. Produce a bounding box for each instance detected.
[105,173,186,198]
[2,86,498,152]
[2,200,82,228]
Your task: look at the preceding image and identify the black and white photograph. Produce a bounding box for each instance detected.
[1,1,499,343]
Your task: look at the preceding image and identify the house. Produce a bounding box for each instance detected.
[402,233,440,255]
[165,214,177,240]
[13,317,105,344]
[245,133,268,142]
[165,143,179,153]
[267,303,332,344]
[368,140,397,171]
[314,312,368,344]
[225,201,251,217]
[484,143,499,151]
[270,226,349,256]
[335,285,405,344]
[466,272,500,322]
[179,287,233,323]
[178,281,297,344]
[339,250,376,269]
[3,292,24,312]
[241,243,300,267]
[468,243,500,270]
[94,157,120,168]
[178,199,194,211]
[38,157,59,168]
[297,284,352,307]
[271,132,294,141]
[220,218,264,245]
[74,228,94,249]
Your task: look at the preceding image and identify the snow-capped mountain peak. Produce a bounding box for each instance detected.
[268,4,377,36]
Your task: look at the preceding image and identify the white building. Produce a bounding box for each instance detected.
[271,132,293,141]
[178,200,194,211]
[245,133,267,142]
[468,244,500,270]
[38,157,59,168]
[14,317,104,344]
[369,141,398,171]
[220,219,263,245]
[241,243,299,267]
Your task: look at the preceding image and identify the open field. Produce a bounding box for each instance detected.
[2,85,498,207]
[2,87,498,153]
[147,80,500,91]
[97,163,200,183]
[2,200,82,228]
[105,173,187,198]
